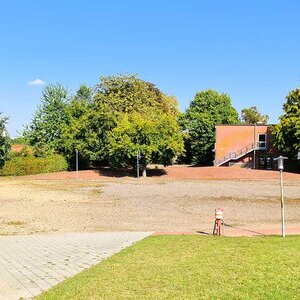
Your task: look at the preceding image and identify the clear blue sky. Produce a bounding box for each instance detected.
[1,0,299,136]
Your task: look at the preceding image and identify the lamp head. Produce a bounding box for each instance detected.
[274,156,288,171]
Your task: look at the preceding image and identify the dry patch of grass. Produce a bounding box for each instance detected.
[286,197,300,203]
[4,220,26,226]
[86,189,103,196]
[12,180,104,193]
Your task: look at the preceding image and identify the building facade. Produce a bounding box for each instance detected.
[214,124,278,169]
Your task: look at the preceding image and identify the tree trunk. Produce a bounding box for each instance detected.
[142,167,147,177]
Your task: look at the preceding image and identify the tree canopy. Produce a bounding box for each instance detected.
[272,88,300,158]
[24,75,184,175]
[93,75,183,175]
[24,84,69,155]
[182,90,239,164]
[241,106,269,124]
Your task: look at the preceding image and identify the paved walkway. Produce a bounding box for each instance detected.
[0,232,151,300]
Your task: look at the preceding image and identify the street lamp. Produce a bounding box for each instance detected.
[75,149,79,180]
[274,156,288,237]
[253,124,256,169]
[136,150,141,178]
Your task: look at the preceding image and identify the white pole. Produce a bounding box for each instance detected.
[280,170,285,237]
[136,150,140,178]
[253,124,256,169]
[75,149,79,181]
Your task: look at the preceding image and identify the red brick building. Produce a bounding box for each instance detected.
[214,124,278,169]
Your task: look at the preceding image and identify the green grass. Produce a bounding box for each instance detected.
[37,235,300,300]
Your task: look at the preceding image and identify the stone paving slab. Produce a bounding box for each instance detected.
[0,232,151,300]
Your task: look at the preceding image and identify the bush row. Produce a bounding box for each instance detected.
[0,154,68,176]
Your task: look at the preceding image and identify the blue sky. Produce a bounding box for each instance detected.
[0,0,299,136]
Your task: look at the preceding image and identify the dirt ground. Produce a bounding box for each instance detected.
[21,165,300,180]
[0,167,300,236]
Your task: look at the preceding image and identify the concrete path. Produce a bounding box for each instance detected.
[0,232,151,300]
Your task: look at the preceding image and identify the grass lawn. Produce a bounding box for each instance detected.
[37,235,300,300]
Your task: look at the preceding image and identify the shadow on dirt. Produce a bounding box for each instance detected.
[224,224,265,236]
[94,167,167,178]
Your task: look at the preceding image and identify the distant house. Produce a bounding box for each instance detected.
[214,124,278,169]
[11,144,25,153]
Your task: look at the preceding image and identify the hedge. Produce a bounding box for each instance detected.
[0,154,68,176]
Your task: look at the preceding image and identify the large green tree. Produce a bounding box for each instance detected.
[24,84,69,155]
[272,88,300,159]
[93,75,184,175]
[0,113,10,168]
[107,111,183,174]
[241,106,269,124]
[183,90,239,165]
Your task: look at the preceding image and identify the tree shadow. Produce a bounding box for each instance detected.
[95,167,167,178]
[187,164,213,168]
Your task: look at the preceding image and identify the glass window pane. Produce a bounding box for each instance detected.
[259,134,266,142]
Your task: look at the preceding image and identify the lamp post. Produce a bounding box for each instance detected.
[274,156,288,237]
[136,150,141,178]
[75,149,79,181]
[253,123,256,169]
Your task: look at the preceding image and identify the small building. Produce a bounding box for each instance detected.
[11,144,25,153]
[214,124,278,169]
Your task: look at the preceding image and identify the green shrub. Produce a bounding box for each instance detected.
[0,154,68,176]
[7,145,33,159]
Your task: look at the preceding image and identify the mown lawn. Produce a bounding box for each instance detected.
[37,235,300,300]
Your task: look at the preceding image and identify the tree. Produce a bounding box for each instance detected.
[272,88,300,158]
[107,111,183,175]
[61,85,94,168]
[93,74,172,114]
[0,113,10,168]
[93,75,184,175]
[183,90,239,165]
[241,106,269,124]
[24,84,69,155]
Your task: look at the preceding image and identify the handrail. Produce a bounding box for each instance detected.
[214,142,263,166]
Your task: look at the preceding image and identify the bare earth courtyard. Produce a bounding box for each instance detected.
[1,167,299,236]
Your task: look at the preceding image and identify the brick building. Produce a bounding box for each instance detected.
[214,124,278,169]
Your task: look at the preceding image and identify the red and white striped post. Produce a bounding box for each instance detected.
[213,208,224,236]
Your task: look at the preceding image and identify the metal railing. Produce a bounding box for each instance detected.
[214,142,262,166]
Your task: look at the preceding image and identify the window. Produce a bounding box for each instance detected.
[258,155,273,170]
[258,134,267,149]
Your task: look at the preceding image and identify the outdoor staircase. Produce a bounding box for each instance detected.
[214,142,257,167]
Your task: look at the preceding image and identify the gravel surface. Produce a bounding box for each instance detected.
[0,177,299,235]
